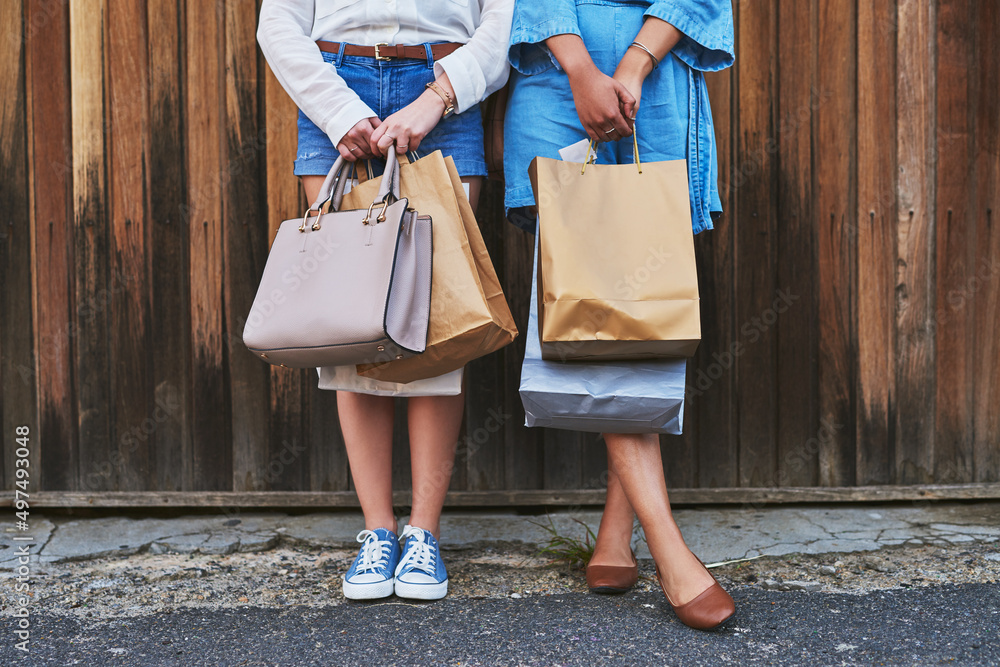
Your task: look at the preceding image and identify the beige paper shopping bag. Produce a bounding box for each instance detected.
[529,148,700,361]
[343,151,517,383]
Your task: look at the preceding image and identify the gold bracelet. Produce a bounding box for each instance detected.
[425,81,456,118]
[629,41,660,69]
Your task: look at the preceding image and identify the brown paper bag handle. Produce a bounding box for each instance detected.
[355,150,415,184]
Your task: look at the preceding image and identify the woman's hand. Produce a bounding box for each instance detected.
[613,18,686,123]
[612,68,645,120]
[545,34,634,143]
[369,89,446,156]
[337,117,382,162]
[567,68,636,143]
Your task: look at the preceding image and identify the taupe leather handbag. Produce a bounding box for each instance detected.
[243,150,432,368]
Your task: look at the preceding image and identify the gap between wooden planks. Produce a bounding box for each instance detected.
[5,484,1000,508]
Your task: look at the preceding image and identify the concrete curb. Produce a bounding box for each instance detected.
[2,502,998,572]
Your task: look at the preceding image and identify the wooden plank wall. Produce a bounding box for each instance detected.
[1,0,998,503]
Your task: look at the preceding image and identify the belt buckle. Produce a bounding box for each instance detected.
[374,43,392,61]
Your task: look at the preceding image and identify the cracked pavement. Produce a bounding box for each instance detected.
[5,502,999,569]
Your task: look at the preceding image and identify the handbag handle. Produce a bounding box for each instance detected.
[301,147,404,230]
[308,156,354,214]
[375,147,402,204]
[582,123,643,175]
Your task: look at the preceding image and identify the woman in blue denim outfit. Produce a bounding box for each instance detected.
[504,0,736,630]
[258,0,513,603]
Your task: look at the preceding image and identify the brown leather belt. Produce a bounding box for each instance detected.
[316,41,461,62]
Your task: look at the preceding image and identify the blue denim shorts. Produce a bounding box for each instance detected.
[294,47,487,178]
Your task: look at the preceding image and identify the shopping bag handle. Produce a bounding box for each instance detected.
[582,123,643,175]
[353,151,417,185]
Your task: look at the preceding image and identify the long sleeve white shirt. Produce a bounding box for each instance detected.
[258,0,513,148]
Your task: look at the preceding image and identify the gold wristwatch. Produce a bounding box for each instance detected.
[425,81,456,119]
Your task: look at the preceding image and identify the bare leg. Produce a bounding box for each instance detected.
[405,176,482,538]
[589,463,638,566]
[337,391,398,532]
[407,391,465,537]
[604,432,716,605]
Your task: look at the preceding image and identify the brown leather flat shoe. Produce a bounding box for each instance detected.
[655,564,735,631]
[586,550,639,593]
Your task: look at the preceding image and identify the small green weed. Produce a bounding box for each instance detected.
[529,515,598,570]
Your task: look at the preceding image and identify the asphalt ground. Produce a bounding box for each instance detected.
[4,582,998,666]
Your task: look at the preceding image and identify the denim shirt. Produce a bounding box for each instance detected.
[508,0,735,233]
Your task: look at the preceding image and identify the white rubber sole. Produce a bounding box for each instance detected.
[342,576,394,600]
[394,578,448,600]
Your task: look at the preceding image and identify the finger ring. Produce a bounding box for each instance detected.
[349,146,360,153]
[604,128,617,135]
[398,144,409,149]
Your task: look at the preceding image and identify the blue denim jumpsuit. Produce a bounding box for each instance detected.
[503,0,735,234]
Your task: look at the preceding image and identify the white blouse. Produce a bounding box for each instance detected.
[258,0,513,148]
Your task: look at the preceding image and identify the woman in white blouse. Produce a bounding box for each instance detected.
[258,0,513,602]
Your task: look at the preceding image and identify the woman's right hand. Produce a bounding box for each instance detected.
[337,117,382,162]
[567,69,636,143]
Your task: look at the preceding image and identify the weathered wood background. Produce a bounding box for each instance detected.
[2,0,998,506]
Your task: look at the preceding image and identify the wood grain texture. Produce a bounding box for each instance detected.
[26,0,76,489]
[663,360,696,489]
[107,0,152,490]
[224,0,270,490]
[698,65,737,489]
[815,0,857,486]
[69,0,113,492]
[543,429,583,490]
[464,180,507,491]
[13,483,1000,509]
[184,0,228,490]
[775,0,818,487]
[855,0,898,485]
[972,0,1000,482]
[148,0,191,491]
[734,0,777,486]
[895,0,937,484]
[503,227,541,490]
[1,0,38,488]
[933,0,974,484]
[393,399,412,492]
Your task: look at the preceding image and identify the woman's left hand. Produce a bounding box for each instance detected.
[612,71,644,122]
[369,90,446,156]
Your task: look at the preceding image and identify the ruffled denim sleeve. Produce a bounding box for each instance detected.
[646,0,734,72]
[508,0,580,75]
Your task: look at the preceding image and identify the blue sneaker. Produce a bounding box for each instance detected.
[394,525,448,600]
[343,528,400,600]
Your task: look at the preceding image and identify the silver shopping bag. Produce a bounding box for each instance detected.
[519,236,686,434]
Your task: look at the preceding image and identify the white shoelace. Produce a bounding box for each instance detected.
[353,530,393,574]
[398,526,437,575]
